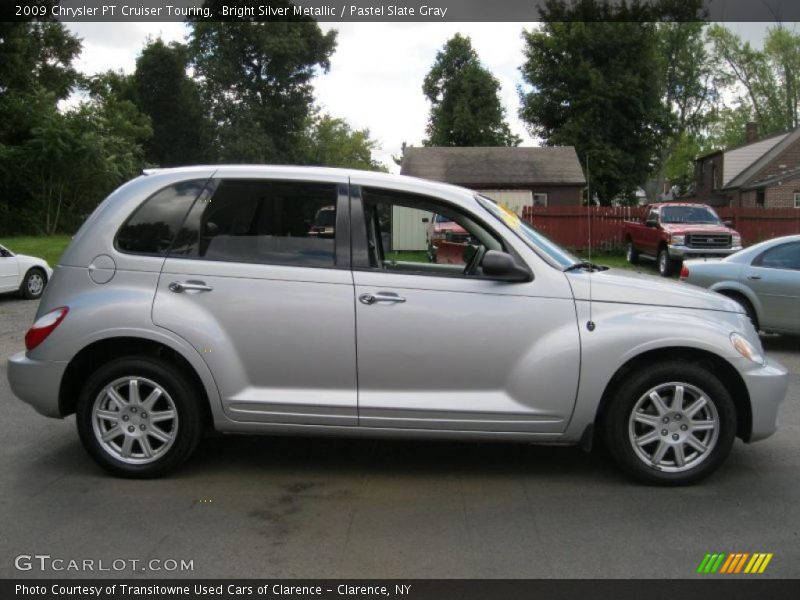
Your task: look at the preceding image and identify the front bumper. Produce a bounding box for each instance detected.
[668,244,742,259]
[7,351,67,418]
[738,357,789,442]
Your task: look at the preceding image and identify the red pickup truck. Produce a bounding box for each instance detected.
[622,203,742,277]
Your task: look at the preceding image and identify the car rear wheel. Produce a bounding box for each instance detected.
[658,248,678,277]
[625,240,639,264]
[20,268,46,299]
[604,361,736,485]
[76,356,203,478]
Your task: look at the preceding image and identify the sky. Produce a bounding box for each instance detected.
[65,21,777,171]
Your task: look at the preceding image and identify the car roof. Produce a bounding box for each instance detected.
[144,165,474,198]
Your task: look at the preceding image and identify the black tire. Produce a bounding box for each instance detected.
[20,268,47,299]
[76,356,203,478]
[657,248,678,277]
[603,361,737,485]
[719,291,760,332]
[625,239,639,264]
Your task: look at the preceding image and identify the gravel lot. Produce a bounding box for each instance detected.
[1,295,798,579]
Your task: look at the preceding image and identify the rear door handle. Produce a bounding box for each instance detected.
[169,280,213,293]
[359,292,406,305]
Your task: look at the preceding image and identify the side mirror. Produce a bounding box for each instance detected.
[723,220,733,227]
[421,217,430,223]
[481,250,532,282]
[645,218,658,227]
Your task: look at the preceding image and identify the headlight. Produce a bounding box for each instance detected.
[732,234,742,247]
[730,332,765,365]
[671,234,685,245]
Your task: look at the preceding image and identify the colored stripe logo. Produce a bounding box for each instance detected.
[697,552,773,574]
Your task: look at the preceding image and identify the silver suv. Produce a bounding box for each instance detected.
[7,167,788,484]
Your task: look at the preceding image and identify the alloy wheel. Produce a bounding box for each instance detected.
[91,376,179,465]
[628,382,720,472]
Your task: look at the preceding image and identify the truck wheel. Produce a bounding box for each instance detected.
[625,240,639,264]
[76,356,203,478]
[658,248,678,277]
[603,361,736,485]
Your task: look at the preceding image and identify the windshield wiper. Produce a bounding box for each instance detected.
[564,261,605,272]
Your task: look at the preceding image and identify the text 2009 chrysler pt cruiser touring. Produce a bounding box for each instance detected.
[7,167,789,484]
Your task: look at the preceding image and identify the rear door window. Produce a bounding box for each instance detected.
[170,179,339,268]
[115,180,207,255]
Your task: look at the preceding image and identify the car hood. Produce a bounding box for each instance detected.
[566,268,743,313]
[660,223,736,235]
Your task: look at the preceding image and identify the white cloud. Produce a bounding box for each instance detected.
[64,21,780,171]
[65,21,537,171]
[316,22,539,169]
[66,22,188,74]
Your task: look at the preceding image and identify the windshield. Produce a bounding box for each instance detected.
[434,214,453,223]
[661,206,721,224]
[476,195,580,269]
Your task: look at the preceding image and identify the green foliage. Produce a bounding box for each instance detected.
[0,21,81,106]
[520,20,663,203]
[189,3,337,163]
[0,235,71,267]
[302,113,386,171]
[132,39,212,166]
[423,34,520,147]
[709,25,800,137]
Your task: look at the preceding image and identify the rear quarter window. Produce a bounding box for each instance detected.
[115,180,208,255]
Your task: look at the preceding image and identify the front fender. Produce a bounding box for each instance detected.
[563,300,752,441]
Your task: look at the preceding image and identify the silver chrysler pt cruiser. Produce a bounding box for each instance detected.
[7,167,788,484]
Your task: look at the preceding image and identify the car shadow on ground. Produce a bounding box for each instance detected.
[761,334,799,353]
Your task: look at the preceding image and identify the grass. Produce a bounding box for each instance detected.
[580,250,679,278]
[385,250,430,263]
[0,235,72,267]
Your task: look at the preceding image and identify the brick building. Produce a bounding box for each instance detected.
[694,122,800,208]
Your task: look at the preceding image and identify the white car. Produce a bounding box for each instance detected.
[0,243,53,299]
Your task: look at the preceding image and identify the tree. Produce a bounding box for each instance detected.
[301,113,386,171]
[189,1,337,163]
[423,34,520,147]
[520,20,663,203]
[645,21,719,201]
[7,73,151,234]
[132,39,212,166]
[708,25,800,137]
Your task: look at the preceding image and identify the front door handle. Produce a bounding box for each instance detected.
[747,275,762,280]
[359,292,406,305]
[169,280,213,293]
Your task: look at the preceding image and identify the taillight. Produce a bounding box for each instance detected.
[679,264,689,279]
[25,307,69,351]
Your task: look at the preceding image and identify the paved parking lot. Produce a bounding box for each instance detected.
[1,295,798,579]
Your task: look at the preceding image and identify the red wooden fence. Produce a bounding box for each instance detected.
[521,206,800,251]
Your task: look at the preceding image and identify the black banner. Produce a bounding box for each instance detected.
[2,0,800,23]
[4,579,800,600]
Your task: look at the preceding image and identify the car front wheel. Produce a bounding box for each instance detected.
[604,361,736,485]
[20,268,46,299]
[76,356,203,478]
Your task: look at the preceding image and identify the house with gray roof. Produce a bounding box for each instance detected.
[694,122,800,209]
[400,146,586,207]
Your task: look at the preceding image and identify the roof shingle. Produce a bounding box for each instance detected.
[400,146,586,186]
